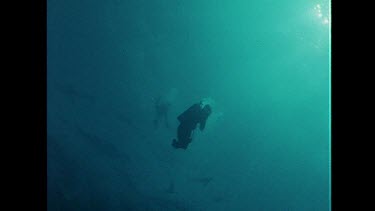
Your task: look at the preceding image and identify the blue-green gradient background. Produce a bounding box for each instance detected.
[47,0,330,210]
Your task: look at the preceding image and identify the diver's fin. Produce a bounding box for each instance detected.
[172,139,188,150]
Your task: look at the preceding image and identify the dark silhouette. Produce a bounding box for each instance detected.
[172,102,212,149]
[153,96,171,129]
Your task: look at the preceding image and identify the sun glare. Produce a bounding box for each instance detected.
[314,3,330,26]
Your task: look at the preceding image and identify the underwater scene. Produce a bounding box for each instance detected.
[47,0,330,210]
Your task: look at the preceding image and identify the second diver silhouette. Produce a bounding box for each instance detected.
[153,96,171,129]
[172,101,212,150]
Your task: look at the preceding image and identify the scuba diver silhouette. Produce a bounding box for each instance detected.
[172,101,212,149]
[153,96,171,129]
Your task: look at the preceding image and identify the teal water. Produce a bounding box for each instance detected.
[47,0,330,210]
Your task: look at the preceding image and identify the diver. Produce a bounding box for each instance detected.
[172,101,212,149]
[153,96,171,129]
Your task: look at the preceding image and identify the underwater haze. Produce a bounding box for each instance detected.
[47,0,330,210]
